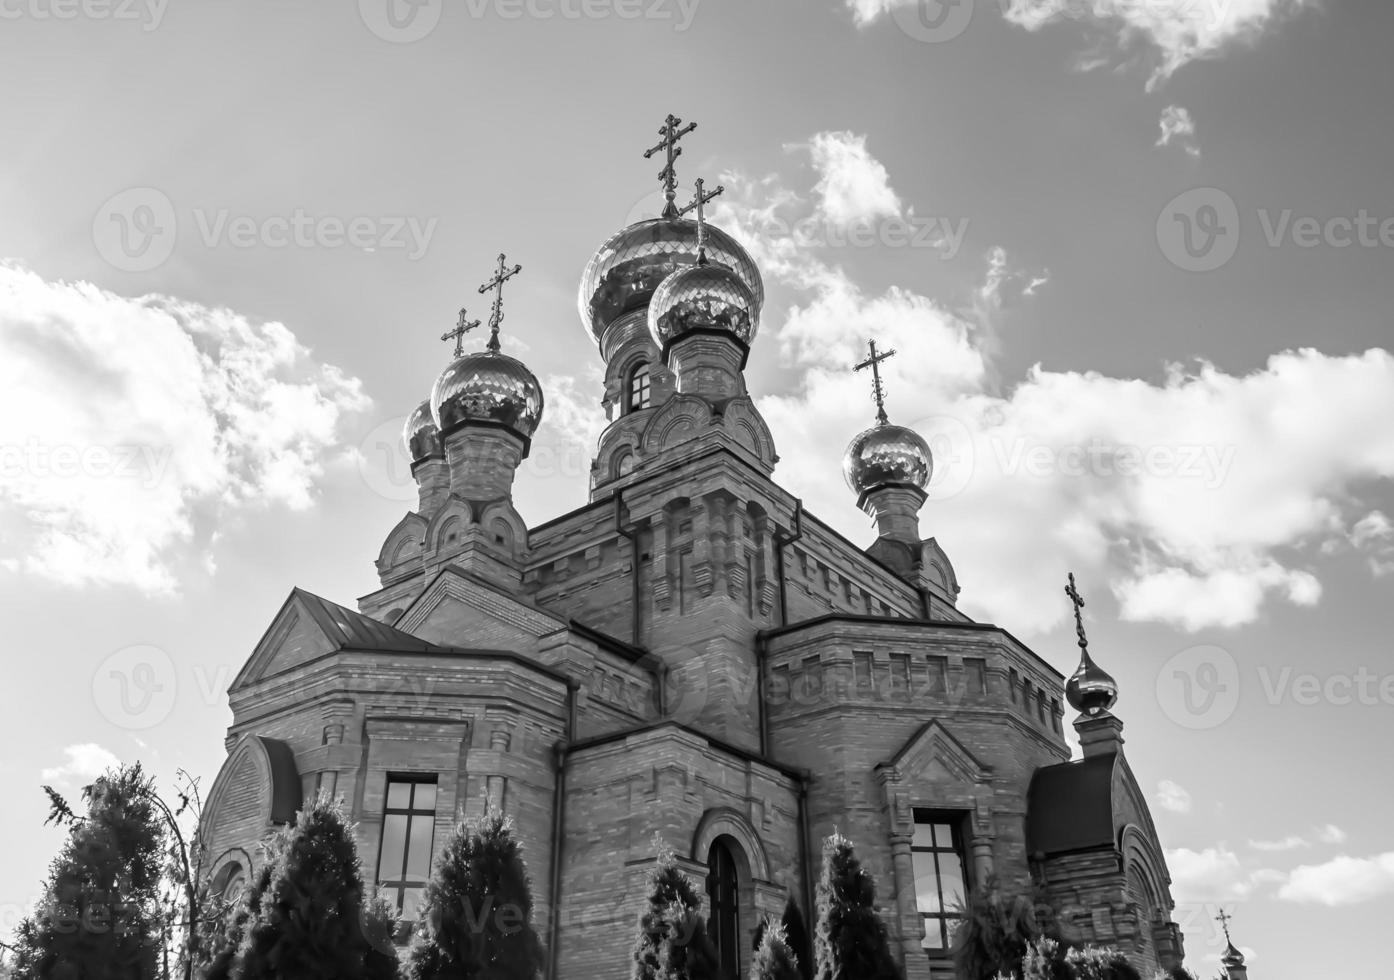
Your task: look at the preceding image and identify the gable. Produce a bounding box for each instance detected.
[397,565,566,651]
[233,597,336,690]
[886,719,991,786]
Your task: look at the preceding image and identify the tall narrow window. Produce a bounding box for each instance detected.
[912,812,969,956]
[964,658,987,696]
[926,656,948,694]
[890,653,912,697]
[627,362,652,412]
[706,840,742,978]
[853,651,874,694]
[376,775,438,920]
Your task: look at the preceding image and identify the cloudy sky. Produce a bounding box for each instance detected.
[1,0,1391,975]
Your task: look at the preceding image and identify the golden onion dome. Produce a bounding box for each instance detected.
[430,350,544,445]
[1065,649,1119,716]
[577,217,763,345]
[842,422,933,499]
[647,262,759,352]
[403,398,443,461]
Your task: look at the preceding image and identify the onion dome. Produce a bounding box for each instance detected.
[842,423,933,500]
[648,261,759,353]
[1065,648,1119,716]
[430,349,544,445]
[577,217,763,345]
[1222,943,1245,968]
[403,399,443,461]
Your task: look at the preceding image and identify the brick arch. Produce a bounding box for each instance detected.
[691,806,771,883]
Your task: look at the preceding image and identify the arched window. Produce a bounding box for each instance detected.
[627,362,652,413]
[706,839,741,978]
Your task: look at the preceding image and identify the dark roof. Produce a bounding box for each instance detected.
[292,587,441,653]
[1025,752,1118,856]
[255,736,303,824]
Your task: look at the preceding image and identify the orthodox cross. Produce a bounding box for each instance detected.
[1215,908,1234,943]
[441,307,481,358]
[643,113,698,219]
[1065,572,1090,653]
[477,252,522,352]
[678,177,724,263]
[854,339,896,425]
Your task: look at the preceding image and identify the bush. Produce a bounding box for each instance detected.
[811,833,901,980]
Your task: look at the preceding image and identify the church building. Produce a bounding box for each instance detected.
[198,115,1186,980]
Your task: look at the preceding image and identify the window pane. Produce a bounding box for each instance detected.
[921,915,945,950]
[386,782,411,809]
[378,814,408,881]
[405,815,436,880]
[912,851,942,913]
[413,782,437,812]
[938,858,966,914]
[912,822,935,848]
[401,887,426,922]
[932,823,954,848]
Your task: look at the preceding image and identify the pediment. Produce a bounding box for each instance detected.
[395,565,566,651]
[232,592,338,690]
[885,720,991,787]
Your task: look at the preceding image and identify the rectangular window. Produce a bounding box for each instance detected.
[853,651,874,693]
[801,655,823,700]
[964,658,987,696]
[926,656,948,694]
[890,653,912,697]
[912,811,969,956]
[377,775,438,921]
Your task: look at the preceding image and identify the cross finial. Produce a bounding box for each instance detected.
[441,308,481,358]
[643,113,698,219]
[1065,572,1089,653]
[477,253,522,353]
[1215,908,1234,943]
[678,177,724,264]
[854,339,897,425]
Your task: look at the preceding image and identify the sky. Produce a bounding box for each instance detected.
[1,0,1391,975]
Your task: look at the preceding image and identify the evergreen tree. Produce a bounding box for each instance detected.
[749,924,801,980]
[12,764,166,980]
[631,842,717,980]
[777,898,812,980]
[231,797,390,980]
[953,881,1048,980]
[811,833,901,980]
[202,862,275,980]
[657,906,719,980]
[405,809,544,980]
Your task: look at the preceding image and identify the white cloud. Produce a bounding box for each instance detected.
[1166,845,1260,903]
[1000,0,1315,87]
[1316,824,1348,845]
[801,131,903,227]
[1157,104,1201,157]
[0,265,369,594]
[1279,853,1394,906]
[1350,510,1394,575]
[41,743,121,785]
[714,149,1394,635]
[1250,824,1349,851]
[1157,779,1193,814]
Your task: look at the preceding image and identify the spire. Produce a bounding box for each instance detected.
[441,307,481,358]
[1216,908,1249,978]
[1063,573,1118,718]
[678,176,723,265]
[477,252,522,353]
[854,339,896,426]
[643,113,698,219]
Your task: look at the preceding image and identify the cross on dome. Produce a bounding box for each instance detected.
[1065,572,1089,653]
[441,308,481,358]
[477,252,523,352]
[679,176,724,264]
[643,113,699,219]
[854,339,897,426]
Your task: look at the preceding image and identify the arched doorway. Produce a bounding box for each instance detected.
[706,838,742,979]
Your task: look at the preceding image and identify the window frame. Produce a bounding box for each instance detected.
[625,361,652,413]
[911,809,971,958]
[375,773,439,920]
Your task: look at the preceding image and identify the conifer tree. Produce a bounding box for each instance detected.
[749,924,802,980]
[12,764,166,980]
[777,897,813,980]
[406,809,544,980]
[231,797,390,980]
[202,862,274,980]
[631,841,718,980]
[811,833,901,980]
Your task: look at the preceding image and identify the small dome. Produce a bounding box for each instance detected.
[843,422,932,498]
[430,350,544,443]
[648,262,758,352]
[577,217,763,345]
[403,399,442,461]
[1065,649,1119,716]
